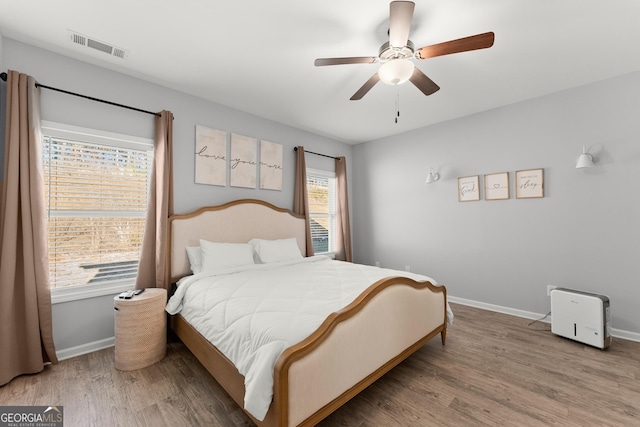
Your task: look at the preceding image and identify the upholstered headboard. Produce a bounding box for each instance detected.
[168,199,306,282]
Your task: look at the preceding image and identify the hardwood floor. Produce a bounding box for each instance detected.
[2,303,639,426]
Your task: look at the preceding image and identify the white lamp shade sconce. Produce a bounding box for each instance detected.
[575,146,595,169]
[425,168,439,184]
[379,59,415,85]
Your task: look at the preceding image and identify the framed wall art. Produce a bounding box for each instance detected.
[458,175,480,202]
[194,125,227,186]
[484,172,509,200]
[230,133,257,188]
[259,140,283,191]
[515,168,544,199]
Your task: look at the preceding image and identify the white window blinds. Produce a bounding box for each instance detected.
[42,124,153,289]
[306,169,336,254]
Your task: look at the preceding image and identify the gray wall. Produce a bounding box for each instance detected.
[352,70,640,336]
[1,38,351,356]
[2,33,639,357]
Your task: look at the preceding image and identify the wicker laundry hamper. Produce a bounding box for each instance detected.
[114,288,167,371]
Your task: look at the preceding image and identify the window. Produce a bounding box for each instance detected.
[41,122,153,297]
[306,168,336,255]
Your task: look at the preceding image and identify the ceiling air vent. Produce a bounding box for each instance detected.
[112,48,127,59]
[68,30,129,60]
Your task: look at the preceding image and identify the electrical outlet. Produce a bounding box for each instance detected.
[405,265,411,272]
[375,261,380,267]
[547,285,557,296]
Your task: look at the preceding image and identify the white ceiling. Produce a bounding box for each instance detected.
[1,0,639,144]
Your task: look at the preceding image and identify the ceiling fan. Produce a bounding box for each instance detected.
[314,1,495,100]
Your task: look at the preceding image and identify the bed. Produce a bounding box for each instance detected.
[166,199,449,427]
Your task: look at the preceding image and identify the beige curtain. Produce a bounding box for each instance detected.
[135,110,174,290]
[293,146,314,256]
[0,70,58,386]
[335,156,353,262]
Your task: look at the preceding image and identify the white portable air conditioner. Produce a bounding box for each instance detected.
[550,288,611,349]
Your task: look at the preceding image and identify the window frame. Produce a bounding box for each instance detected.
[41,121,154,304]
[306,167,337,257]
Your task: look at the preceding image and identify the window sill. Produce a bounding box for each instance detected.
[51,281,134,304]
[317,251,336,259]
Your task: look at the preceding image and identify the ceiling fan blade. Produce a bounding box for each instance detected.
[389,1,415,48]
[409,68,440,96]
[350,74,380,100]
[416,32,495,60]
[314,57,378,66]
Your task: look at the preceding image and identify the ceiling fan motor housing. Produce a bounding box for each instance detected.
[378,40,415,62]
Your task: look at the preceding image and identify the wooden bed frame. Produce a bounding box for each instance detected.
[168,199,447,427]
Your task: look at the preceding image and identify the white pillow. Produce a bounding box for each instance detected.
[186,246,203,274]
[249,238,303,263]
[200,239,255,272]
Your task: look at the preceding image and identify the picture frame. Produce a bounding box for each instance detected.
[515,168,544,199]
[484,172,509,200]
[458,175,480,202]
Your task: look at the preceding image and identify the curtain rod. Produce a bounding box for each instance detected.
[1,71,161,118]
[294,146,338,160]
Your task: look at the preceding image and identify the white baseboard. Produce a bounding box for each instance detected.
[448,295,640,343]
[53,296,639,360]
[56,337,114,361]
[609,328,640,343]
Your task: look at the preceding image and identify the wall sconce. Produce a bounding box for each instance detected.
[425,168,439,184]
[575,146,595,169]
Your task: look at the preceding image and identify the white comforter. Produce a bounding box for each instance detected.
[166,256,451,421]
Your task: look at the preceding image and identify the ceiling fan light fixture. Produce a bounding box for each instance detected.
[378,58,415,85]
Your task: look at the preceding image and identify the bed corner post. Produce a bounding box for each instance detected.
[442,286,448,345]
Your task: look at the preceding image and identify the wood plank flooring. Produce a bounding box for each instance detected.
[1,303,639,426]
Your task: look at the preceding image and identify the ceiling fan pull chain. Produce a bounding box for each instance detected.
[395,90,400,123]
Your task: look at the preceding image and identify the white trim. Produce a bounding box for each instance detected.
[609,327,640,343]
[56,336,114,361]
[51,281,133,304]
[448,296,549,321]
[448,295,640,343]
[55,295,639,361]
